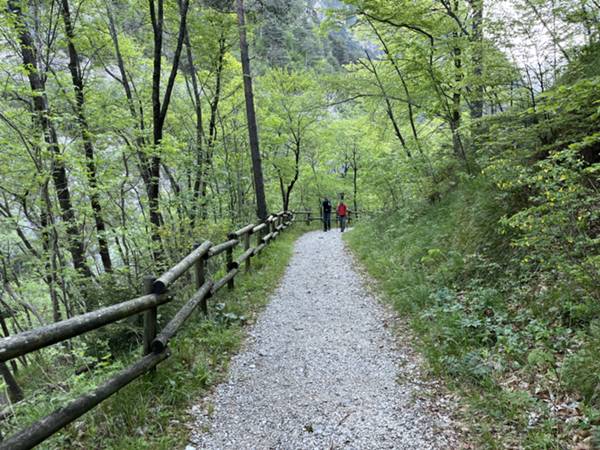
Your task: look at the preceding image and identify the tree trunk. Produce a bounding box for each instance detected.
[351,145,358,214]
[451,42,470,172]
[283,191,290,212]
[236,0,268,221]
[278,175,287,211]
[184,28,205,226]
[149,0,165,262]
[284,139,301,211]
[60,0,112,273]
[8,0,92,280]
[148,0,189,262]
[40,182,63,323]
[468,0,484,120]
[0,362,23,403]
[199,33,227,220]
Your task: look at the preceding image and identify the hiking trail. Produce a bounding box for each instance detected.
[188,229,461,449]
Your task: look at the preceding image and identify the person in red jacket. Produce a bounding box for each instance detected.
[336,200,348,232]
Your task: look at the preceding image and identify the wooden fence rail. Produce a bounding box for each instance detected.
[0,211,294,450]
[293,209,360,225]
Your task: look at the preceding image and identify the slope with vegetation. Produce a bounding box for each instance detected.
[347,28,600,450]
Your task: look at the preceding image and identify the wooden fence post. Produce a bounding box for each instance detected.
[142,276,157,356]
[194,243,208,316]
[226,246,234,290]
[244,231,251,272]
[256,222,263,250]
[306,210,311,226]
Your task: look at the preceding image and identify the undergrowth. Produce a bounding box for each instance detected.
[1,224,305,449]
[346,177,600,449]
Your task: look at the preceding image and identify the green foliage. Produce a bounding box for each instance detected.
[559,43,600,84]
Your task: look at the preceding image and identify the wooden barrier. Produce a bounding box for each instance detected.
[293,209,361,226]
[212,268,239,294]
[0,212,295,450]
[143,276,158,356]
[208,239,239,258]
[0,293,169,362]
[254,243,267,255]
[152,241,212,294]
[236,247,254,267]
[252,223,267,234]
[151,281,213,353]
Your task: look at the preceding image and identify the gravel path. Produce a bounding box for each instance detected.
[188,229,461,450]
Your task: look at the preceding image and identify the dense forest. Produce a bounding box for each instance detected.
[0,0,598,447]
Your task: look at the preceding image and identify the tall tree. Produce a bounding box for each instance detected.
[184,24,206,225]
[236,0,268,220]
[59,0,113,273]
[261,69,322,210]
[148,0,190,260]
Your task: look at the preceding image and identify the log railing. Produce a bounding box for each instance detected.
[0,211,294,450]
[294,209,359,225]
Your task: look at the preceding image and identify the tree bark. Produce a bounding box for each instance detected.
[60,0,113,273]
[236,0,268,220]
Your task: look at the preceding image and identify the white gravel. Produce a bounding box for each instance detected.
[188,229,461,449]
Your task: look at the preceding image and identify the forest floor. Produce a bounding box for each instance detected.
[186,229,464,449]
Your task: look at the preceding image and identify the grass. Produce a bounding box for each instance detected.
[345,177,600,448]
[2,223,306,449]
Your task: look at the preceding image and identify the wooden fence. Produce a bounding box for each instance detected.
[294,209,360,225]
[0,211,294,450]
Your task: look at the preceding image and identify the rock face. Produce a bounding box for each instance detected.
[188,230,461,449]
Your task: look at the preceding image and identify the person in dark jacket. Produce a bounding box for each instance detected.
[322,198,332,231]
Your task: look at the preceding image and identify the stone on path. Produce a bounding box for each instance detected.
[188,229,461,449]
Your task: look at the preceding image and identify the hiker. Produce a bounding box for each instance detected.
[322,197,332,232]
[337,200,348,232]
